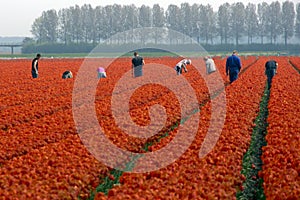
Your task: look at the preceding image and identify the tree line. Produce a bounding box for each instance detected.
[27,1,300,48]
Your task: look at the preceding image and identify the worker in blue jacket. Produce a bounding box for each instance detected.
[226,50,242,84]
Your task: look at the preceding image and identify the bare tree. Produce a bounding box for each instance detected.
[199,4,217,45]
[245,3,259,44]
[31,17,46,43]
[282,1,295,46]
[296,3,300,39]
[230,2,246,45]
[94,6,106,43]
[166,4,181,44]
[139,5,152,44]
[267,1,282,44]
[30,1,300,46]
[258,2,269,44]
[152,4,165,44]
[139,5,151,28]
[58,8,71,45]
[69,5,82,43]
[190,4,201,43]
[81,4,95,43]
[179,3,192,38]
[217,3,231,44]
[40,10,59,43]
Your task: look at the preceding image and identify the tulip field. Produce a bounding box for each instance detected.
[0,55,299,199]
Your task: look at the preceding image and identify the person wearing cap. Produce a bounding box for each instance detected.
[226,50,242,83]
[175,58,191,75]
[132,51,145,77]
[204,56,216,74]
[31,53,41,78]
[265,60,278,89]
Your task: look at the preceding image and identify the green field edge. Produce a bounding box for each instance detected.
[236,82,270,200]
[0,51,295,59]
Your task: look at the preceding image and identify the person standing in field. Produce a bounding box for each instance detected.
[265,60,278,89]
[226,50,242,83]
[132,51,145,77]
[175,58,191,75]
[204,56,216,74]
[31,53,41,79]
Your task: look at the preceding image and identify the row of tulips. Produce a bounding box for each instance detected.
[92,56,258,155]
[0,56,271,199]
[0,57,213,199]
[260,57,300,199]
[0,59,82,132]
[289,56,300,73]
[92,57,266,199]
[0,59,116,199]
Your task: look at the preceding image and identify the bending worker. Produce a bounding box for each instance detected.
[175,58,191,75]
[265,60,278,89]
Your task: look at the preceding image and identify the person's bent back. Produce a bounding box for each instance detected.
[265,60,278,89]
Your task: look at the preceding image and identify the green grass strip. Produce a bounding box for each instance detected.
[236,82,270,200]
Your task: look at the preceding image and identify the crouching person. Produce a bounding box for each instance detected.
[97,67,107,79]
[62,71,73,79]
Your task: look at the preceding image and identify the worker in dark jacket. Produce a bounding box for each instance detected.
[132,51,145,77]
[31,53,41,78]
[265,60,278,89]
[226,50,242,83]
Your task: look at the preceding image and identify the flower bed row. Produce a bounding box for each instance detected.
[289,56,300,73]
[0,57,209,198]
[92,55,258,155]
[260,57,300,199]
[92,56,266,199]
[0,59,82,132]
[0,56,261,199]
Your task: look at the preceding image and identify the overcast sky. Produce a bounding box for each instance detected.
[0,0,298,37]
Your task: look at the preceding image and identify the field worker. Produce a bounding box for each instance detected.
[204,56,216,74]
[175,58,191,75]
[265,60,278,89]
[62,70,73,79]
[97,67,107,79]
[132,51,145,77]
[31,53,41,78]
[226,50,242,83]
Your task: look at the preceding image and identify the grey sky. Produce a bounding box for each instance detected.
[0,0,298,37]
